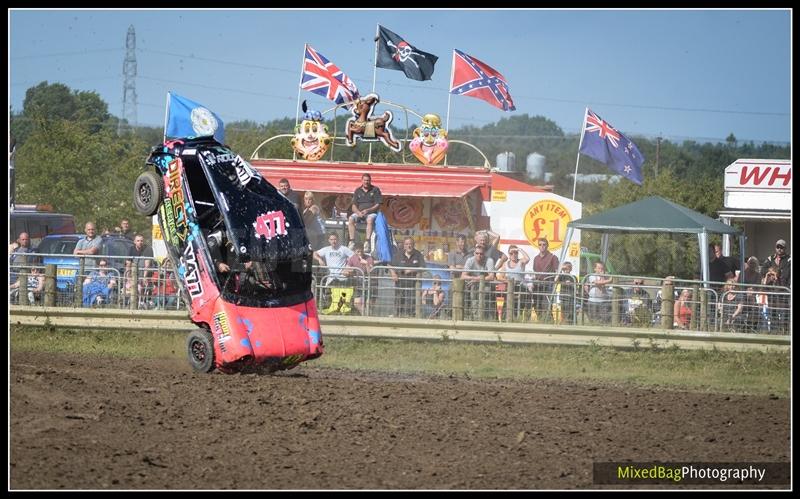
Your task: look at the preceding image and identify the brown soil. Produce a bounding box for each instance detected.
[10,350,790,490]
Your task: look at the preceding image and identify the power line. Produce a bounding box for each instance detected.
[10,48,124,59]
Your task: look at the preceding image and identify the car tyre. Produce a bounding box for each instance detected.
[186,327,215,373]
[133,170,164,216]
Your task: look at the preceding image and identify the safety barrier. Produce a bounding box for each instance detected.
[11,254,791,336]
[9,305,789,353]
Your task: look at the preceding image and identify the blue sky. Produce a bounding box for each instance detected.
[9,8,792,144]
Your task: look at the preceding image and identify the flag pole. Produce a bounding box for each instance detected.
[295,44,306,128]
[163,92,170,143]
[294,45,308,161]
[371,24,380,94]
[368,25,381,164]
[571,107,589,200]
[444,50,455,166]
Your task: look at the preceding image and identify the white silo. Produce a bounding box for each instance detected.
[526,152,546,180]
[496,151,516,172]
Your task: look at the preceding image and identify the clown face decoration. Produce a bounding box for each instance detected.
[291,102,332,161]
[409,113,448,166]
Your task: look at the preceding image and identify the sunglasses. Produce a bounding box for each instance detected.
[776,245,785,249]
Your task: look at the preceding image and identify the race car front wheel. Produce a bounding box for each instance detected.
[133,170,164,216]
[186,327,215,373]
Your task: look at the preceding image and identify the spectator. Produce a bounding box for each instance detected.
[673,288,693,329]
[389,236,424,318]
[82,259,117,307]
[313,233,355,286]
[474,230,506,268]
[9,231,31,256]
[447,234,471,270]
[761,239,790,288]
[496,245,529,318]
[348,173,382,252]
[301,191,326,251]
[101,227,111,237]
[125,234,155,304]
[462,244,496,321]
[73,222,102,256]
[9,231,32,286]
[530,238,559,322]
[344,246,374,315]
[719,278,744,332]
[10,266,44,305]
[708,243,739,291]
[742,256,762,285]
[761,239,790,333]
[151,257,180,310]
[126,234,154,276]
[278,178,301,210]
[584,261,612,324]
[625,278,652,326]
[119,218,134,240]
[553,261,576,324]
[421,275,446,319]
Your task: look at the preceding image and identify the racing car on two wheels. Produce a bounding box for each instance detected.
[134,137,323,373]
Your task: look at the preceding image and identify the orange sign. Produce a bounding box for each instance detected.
[523,199,573,251]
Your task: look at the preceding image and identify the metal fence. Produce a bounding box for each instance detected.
[10,253,791,335]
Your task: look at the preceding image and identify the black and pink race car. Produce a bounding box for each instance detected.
[134,137,323,373]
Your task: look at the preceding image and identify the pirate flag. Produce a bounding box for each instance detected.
[376,25,438,81]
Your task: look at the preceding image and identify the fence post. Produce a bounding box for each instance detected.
[44,264,57,307]
[690,285,700,331]
[130,261,139,310]
[74,257,85,306]
[477,276,485,321]
[414,279,422,319]
[452,278,464,321]
[699,287,708,331]
[18,269,29,306]
[611,286,622,327]
[661,281,674,329]
[505,282,515,323]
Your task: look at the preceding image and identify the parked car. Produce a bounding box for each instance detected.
[10,205,75,249]
[136,137,323,374]
[34,234,135,290]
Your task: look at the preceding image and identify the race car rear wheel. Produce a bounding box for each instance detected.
[133,170,163,216]
[186,327,215,373]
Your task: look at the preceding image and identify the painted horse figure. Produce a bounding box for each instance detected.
[345,94,402,152]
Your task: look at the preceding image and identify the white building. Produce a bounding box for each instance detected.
[718,158,791,260]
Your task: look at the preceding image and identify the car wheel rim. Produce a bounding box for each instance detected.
[191,339,206,363]
[139,184,151,204]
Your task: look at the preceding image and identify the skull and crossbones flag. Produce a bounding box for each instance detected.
[376,25,438,82]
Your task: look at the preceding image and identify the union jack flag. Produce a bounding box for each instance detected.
[449,49,515,112]
[584,110,621,148]
[301,45,359,106]
[578,108,645,185]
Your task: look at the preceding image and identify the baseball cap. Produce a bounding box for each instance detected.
[776,239,786,247]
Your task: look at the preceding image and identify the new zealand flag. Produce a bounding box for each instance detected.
[578,109,645,185]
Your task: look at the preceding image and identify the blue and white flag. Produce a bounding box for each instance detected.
[578,108,644,185]
[165,92,225,143]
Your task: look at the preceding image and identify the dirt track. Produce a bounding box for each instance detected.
[10,350,790,490]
